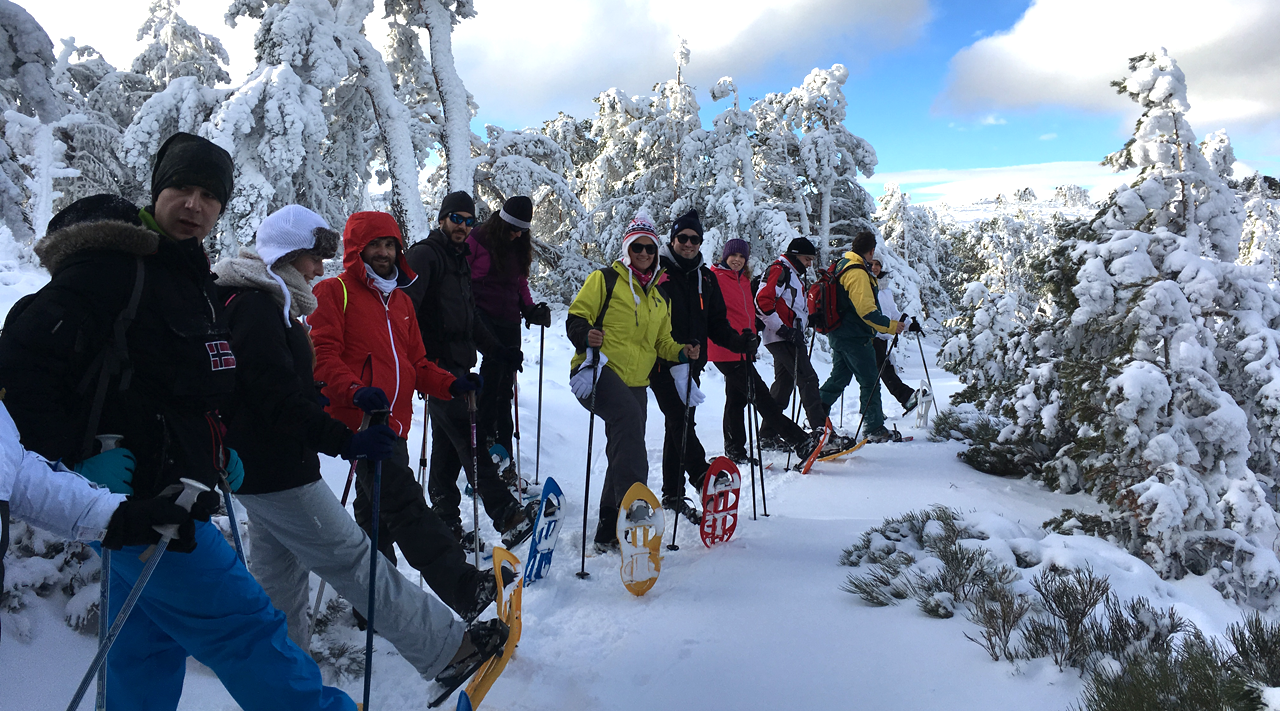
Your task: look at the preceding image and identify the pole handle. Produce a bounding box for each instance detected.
[153,478,211,541]
[95,434,123,451]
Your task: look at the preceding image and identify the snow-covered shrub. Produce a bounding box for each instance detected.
[1,518,100,641]
[310,597,366,683]
[1019,566,1112,669]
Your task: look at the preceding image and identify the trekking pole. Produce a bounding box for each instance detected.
[840,393,844,428]
[742,362,758,521]
[312,417,366,625]
[577,349,602,579]
[362,408,391,711]
[418,394,429,486]
[93,435,123,711]
[535,326,545,485]
[513,373,523,497]
[668,362,695,552]
[784,336,803,470]
[66,478,210,711]
[851,333,901,443]
[915,329,938,419]
[467,393,481,571]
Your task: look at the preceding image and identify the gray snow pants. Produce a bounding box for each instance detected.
[238,480,464,678]
[577,366,649,543]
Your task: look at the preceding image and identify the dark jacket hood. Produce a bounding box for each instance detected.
[34,220,160,275]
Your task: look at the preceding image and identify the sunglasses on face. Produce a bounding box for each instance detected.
[508,224,529,236]
[447,213,477,227]
[674,233,703,245]
[629,241,658,255]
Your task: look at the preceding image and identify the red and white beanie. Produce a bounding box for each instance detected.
[620,210,659,268]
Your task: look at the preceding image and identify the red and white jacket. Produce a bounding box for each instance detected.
[755,255,809,346]
[307,212,455,439]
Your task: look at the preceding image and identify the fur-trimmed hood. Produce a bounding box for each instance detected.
[34,220,159,275]
[212,250,317,322]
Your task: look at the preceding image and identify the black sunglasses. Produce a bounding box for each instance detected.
[674,233,703,245]
[629,241,658,255]
[447,213,477,227]
[508,224,529,236]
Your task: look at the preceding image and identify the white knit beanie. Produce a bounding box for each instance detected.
[256,205,330,267]
[255,205,331,326]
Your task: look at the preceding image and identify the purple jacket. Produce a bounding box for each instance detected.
[466,229,533,324]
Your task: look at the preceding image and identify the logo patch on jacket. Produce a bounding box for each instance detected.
[206,341,236,371]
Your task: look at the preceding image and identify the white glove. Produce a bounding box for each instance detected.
[570,350,609,400]
[670,362,706,408]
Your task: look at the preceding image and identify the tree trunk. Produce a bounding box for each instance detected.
[349,36,430,242]
[421,0,474,194]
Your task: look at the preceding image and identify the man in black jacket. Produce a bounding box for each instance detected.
[0,134,353,709]
[403,191,533,550]
[651,209,754,523]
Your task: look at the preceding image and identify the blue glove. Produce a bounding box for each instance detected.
[352,386,390,413]
[75,448,137,495]
[342,424,397,461]
[449,372,484,396]
[223,448,245,492]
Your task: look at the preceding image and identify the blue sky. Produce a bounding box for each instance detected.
[24,0,1280,204]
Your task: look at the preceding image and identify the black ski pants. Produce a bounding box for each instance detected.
[352,437,483,614]
[426,395,523,534]
[874,337,914,406]
[649,361,708,503]
[715,359,809,454]
[476,313,520,459]
[576,366,650,545]
[762,340,826,436]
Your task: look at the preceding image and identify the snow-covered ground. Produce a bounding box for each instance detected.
[1,306,1253,710]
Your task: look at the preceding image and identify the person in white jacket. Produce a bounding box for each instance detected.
[0,399,202,642]
[870,258,920,413]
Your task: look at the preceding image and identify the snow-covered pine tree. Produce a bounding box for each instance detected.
[964,50,1280,607]
[415,0,478,195]
[751,65,877,265]
[876,183,950,324]
[132,0,231,88]
[1238,175,1280,281]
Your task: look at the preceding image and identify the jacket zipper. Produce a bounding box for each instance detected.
[381,292,402,436]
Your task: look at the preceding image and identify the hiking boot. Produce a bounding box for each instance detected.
[793,433,822,461]
[724,447,759,466]
[499,501,538,549]
[592,539,620,555]
[865,426,901,443]
[902,389,921,415]
[432,618,510,697]
[460,529,485,554]
[756,433,791,451]
[661,496,701,526]
[457,565,517,623]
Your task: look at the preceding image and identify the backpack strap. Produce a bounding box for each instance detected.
[339,275,348,313]
[80,256,145,459]
[593,268,620,330]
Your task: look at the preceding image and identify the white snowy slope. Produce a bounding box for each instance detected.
[1,305,1254,711]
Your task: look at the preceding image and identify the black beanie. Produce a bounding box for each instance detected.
[150,133,234,210]
[47,194,141,234]
[670,209,703,240]
[439,191,476,221]
[785,237,817,256]
[499,196,533,229]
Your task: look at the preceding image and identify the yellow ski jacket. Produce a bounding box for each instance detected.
[566,261,684,387]
[836,252,900,337]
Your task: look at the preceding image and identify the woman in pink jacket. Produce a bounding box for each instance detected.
[708,239,814,463]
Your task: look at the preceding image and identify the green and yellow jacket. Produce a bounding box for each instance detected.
[566,261,683,387]
[835,252,900,339]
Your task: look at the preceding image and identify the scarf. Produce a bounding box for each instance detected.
[211,249,317,325]
[365,263,399,295]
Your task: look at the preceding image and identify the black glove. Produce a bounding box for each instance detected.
[314,381,330,408]
[778,324,805,346]
[740,329,761,356]
[342,424,397,462]
[524,302,552,329]
[449,372,484,396]
[352,386,390,413]
[189,490,221,522]
[908,317,923,333]
[102,496,192,552]
[505,346,524,372]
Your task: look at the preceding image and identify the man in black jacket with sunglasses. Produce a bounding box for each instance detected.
[651,209,753,524]
[403,192,534,552]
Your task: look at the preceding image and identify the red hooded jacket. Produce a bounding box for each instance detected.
[307,212,455,438]
[708,263,757,363]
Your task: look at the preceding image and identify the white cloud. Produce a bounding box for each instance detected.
[980,114,1006,125]
[938,0,1280,131]
[861,160,1136,206]
[1039,133,1057,140]
[453,0,931,127]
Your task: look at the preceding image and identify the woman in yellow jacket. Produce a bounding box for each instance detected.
[566,213,698,552]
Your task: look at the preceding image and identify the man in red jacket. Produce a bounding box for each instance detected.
[308,211,497,620]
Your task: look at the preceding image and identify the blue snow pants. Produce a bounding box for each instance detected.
[100,520,355,710]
